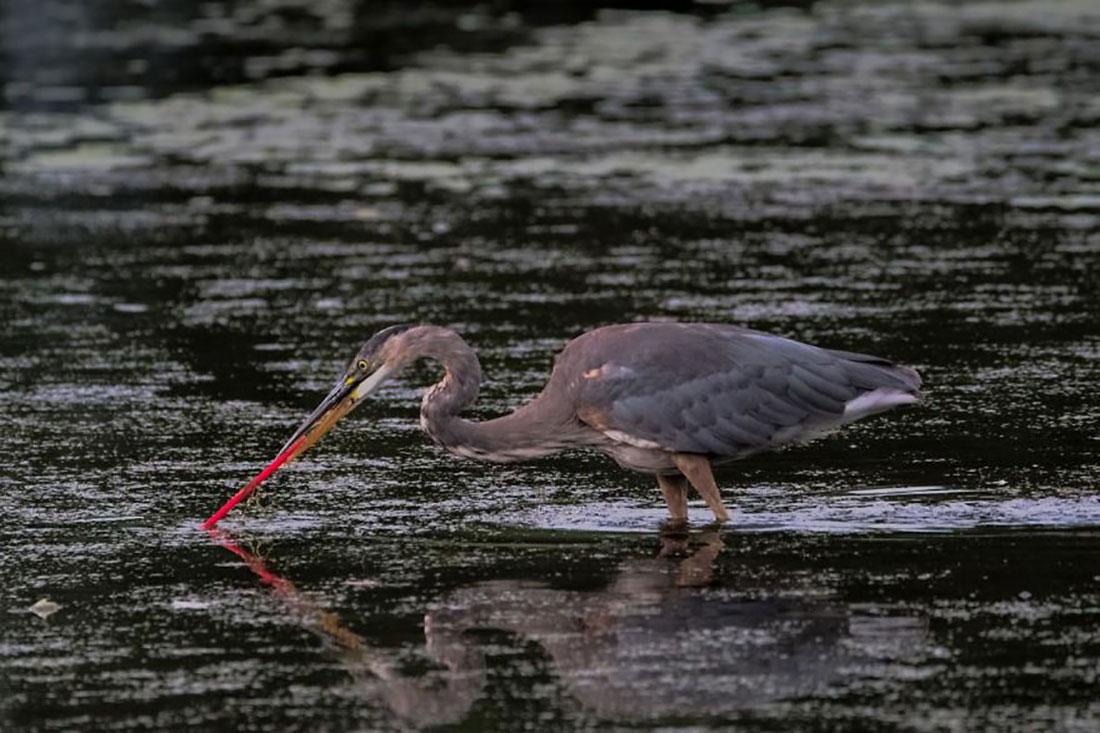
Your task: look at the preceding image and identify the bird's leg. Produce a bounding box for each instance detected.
[656,473,689,523]
[671,453,731,523]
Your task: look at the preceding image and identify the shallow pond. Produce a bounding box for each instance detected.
[2,0,1099,730]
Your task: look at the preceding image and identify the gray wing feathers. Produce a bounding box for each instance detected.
[827,348,922,393]
[572,324,920,457]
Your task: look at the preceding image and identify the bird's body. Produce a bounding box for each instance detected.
[201,321,923,530]
[298,322,921,523]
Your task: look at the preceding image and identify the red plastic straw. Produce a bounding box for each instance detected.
[202,435,307,529]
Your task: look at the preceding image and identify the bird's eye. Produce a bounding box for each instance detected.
[357,359,369,371]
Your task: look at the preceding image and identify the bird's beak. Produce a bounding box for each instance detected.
[201,361,397,529]
[276,363,395,463]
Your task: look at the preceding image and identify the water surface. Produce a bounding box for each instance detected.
[2,0,1099,730]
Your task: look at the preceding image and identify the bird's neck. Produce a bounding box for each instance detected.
[411,327,483,423]
[413,327,575,463]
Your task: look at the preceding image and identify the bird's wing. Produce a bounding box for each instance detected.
[572,324,919,457]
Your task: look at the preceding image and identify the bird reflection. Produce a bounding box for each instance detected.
[207,528,927,725]
[206,528,485,723]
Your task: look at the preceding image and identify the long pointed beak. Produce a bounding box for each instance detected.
[201,362,395,529]
[276,379,356,457]
[277,363,395,460]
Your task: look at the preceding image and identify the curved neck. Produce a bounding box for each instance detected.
[406,326,578,463]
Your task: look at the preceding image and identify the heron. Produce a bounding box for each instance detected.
[263,322,921,523]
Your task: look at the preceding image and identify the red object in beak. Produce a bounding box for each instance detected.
[201,435,308,529]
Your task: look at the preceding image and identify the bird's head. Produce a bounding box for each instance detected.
[275,323,416,460]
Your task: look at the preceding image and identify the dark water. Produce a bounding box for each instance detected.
[3,0,1100,730]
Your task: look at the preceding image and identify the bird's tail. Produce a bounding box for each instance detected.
[827,349,922,420]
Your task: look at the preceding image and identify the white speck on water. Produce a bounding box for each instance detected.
[846,486,965,497]
[345,579,382,588]
[113,302,149,314]
[48,293,99,305]
[67,515,144,524]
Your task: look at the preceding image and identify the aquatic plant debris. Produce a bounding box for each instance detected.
[28,599,61,620]
[202,435,307,529]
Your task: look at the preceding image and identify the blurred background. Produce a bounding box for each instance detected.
[2,0,1099,730]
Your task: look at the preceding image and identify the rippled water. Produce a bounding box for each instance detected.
[3,1,1099,730]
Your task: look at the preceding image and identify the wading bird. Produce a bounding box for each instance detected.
[267,323,921,523]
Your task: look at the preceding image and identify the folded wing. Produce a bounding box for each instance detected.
[572,323,920,458]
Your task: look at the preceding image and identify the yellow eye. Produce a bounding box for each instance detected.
[357,359,369,371]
